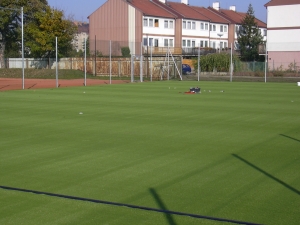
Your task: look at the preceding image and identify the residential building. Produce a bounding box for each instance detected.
[88,0,177,55]
[187,6,231,51]
[264,0,300,70]
[208,2,267,50]
[88,0,266,56]
[73,22,89,52]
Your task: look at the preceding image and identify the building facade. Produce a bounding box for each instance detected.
[88,0,267,56]
[72,22,89,52]
[265,0,300,70]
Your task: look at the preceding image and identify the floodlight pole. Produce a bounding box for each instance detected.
[110,40,112,84]
[167,45,170,80]
[264,41,267,83]
[84,37,86,86]
[56,37,58,88]
[197,42,200,82]
[217,33,223,53]
[230,43,233,82]
[140,42,143,82]
[260,40,268,83]
[21,7,24,90]
[150,40,153,82]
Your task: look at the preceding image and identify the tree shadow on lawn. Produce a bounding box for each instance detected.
[280,134,300,143]
[232,154,299,196]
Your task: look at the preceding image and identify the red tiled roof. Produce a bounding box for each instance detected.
[151,0,182,18]
[190,6,230,24]
[165,2,210,21]
[208,7,266,28]
[128,0,177,18]
[265,0,300,7]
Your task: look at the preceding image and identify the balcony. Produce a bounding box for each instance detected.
[143,47,182,55]
[142,47,216,56]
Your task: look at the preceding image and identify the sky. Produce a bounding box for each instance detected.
[47,0,267,23]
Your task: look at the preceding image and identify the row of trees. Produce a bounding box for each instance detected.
[0,0,79,67]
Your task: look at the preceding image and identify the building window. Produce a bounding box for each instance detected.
[210,24,216,31]
[224,42,227,48]
[169,39,173,47]
[170,21,174,29]
[205,23,208,30]
[183,21,186,29]
[187,40,191,47]
[200,23,204,30]
[154,39,159,47]
[149,38,153,46]
[143,18,148,27]
[164,39,168,47]
[155,19,159,27]
[182,40,186,47]
[220,25,223,32]
[200,40,204,47]
[205,41,208,47]
[263,29,267,36]
[164,20,168,28]
[224,26,227,32]
[149,19,153,27]
[143,38,148,46]
[187,21,191,29]
[192,41,195,47]
[192,22,196,29]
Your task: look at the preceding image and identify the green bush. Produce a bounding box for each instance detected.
[193,53,241,72]
[121,47,131,57]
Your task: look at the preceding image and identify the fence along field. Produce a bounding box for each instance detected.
[1,40,299,90]
[1,58,299,91]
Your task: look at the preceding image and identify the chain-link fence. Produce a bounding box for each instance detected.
[1,39,300,90]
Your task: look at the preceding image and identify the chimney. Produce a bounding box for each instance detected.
[212,2,220,11]
[159,0,166,3]
[181,0,188,4]
[229,6,236,11]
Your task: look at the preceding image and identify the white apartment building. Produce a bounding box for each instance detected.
[265,0,300,69]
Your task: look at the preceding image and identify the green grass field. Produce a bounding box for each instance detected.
[1,81,299,225]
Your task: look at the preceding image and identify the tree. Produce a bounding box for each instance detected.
[0,0,48,66]
[26,6,77,58]
[237,4,263,61]
[0,0,76,66]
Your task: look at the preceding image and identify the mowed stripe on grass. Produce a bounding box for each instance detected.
[0,81,299,225]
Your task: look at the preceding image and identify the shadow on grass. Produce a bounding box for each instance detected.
[232,154,299,196]
[0,185,263,225]
[280,134,300,143]
[149,188,177,225]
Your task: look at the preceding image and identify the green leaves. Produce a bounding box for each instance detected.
[193,53,240,72]
[237,4,263,62]
[26,6,76,58]
[0,0,76,60]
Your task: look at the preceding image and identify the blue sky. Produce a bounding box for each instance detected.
[47,0,267,22]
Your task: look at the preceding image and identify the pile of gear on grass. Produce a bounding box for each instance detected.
[185,87,201,94]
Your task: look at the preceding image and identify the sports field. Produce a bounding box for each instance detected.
[1,81,299,225]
